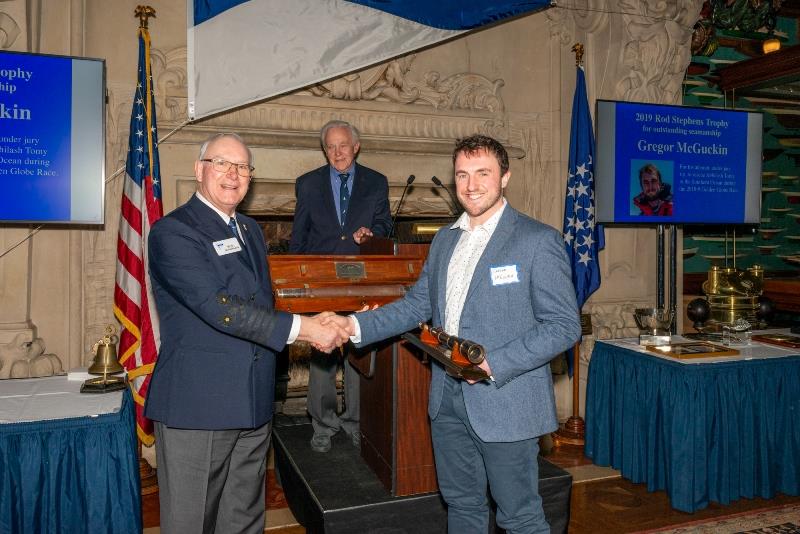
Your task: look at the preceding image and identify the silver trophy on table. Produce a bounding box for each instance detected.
[633,308,673,346]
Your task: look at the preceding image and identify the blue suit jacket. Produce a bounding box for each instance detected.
[356,206,581,442]
[145,195,293,430]
[289,163,392,254]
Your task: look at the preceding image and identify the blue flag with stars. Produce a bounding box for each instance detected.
[563,66,604,317]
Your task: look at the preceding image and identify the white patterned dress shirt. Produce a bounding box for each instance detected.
[444,199,507,336]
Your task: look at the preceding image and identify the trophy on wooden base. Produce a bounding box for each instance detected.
[633,308,673,346]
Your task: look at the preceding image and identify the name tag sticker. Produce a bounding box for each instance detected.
[490,265,519,286]
[213,237,242,256]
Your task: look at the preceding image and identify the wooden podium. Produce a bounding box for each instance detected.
[357,239,437,496]
[358,334,437,496]
[269,241,437,496]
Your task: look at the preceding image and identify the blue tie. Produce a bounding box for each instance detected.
[228,217,242,243]
[338,173,350,226]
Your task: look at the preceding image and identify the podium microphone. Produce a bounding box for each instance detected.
[390,174,416,238]
[431,176,460,215]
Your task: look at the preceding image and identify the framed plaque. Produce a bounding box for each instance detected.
[646,342,739,359]
[751,333,800,349]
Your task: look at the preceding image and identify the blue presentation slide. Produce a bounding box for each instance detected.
[0,54,72,221]
[596,100,762,225]
[1,51,104,225]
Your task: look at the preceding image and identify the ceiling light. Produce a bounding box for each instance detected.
[763,38,781,54]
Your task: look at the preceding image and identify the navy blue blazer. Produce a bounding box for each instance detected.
[356,206,581,442]
[289,163,392,254]
[145,195,293,430]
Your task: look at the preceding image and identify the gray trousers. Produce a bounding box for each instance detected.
[154,420,272,534]
[307,349,359,436]
[431,377,548,534]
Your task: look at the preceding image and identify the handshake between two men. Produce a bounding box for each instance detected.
[294,311,359,353]
[294,309,494,384]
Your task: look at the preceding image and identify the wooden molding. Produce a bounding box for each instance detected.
[715,44,800,91]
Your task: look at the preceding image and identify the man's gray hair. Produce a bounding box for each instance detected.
[198,132,253,164]
[320,120,360,147]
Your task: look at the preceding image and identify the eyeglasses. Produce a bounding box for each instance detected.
[324,144,356,153]
[200,157,255,178]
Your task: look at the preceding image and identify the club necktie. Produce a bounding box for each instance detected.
[228,217,242,243]
[339,173,350,226]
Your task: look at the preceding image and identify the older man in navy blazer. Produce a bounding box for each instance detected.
[146,133,348,534]
[325,134,581,533]
[290,120,391,453]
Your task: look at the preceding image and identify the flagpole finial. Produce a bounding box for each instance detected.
[135,5,156,29]
[572,43,584,67]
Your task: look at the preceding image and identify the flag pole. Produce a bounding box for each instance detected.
[133,3,159,498]
[553,315,591,447]
[553,43,589,448]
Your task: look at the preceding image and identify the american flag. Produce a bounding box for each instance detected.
[113,27,163,446]
[563,66,604,315]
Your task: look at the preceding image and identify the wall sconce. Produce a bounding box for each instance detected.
[762,38,781,54]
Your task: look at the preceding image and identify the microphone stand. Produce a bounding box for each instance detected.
[431,176,460,216]
[390,174,415,238]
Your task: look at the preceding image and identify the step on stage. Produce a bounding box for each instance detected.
[273,416,572,533]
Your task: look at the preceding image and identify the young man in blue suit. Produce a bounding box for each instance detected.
[324,135,581,533]
[146,133,349,534]
[289,120,392,453]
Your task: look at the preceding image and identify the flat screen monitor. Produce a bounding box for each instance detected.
[0,50,105,225]
[595,100,762,225]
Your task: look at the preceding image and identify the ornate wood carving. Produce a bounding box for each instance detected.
[304,54,506,112]
[149,46,516,155]
[615,0,703,103]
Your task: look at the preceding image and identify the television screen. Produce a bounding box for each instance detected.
[595,100,762,225]
[0,50,105,225]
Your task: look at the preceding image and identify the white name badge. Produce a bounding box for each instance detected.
[490,264,519,286]
[213,237,243,256]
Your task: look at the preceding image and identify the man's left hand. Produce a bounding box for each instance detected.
[466,359,493,385]
[352,227,373,244]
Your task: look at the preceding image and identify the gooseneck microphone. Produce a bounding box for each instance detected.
[431,176,460,215]
[390,174,416,238]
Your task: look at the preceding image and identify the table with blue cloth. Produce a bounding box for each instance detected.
[0,376,141,534]
[584,338,800,513]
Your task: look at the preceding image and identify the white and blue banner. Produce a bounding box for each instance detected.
[188,0,551,119]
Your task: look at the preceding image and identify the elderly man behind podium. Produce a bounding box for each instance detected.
[290,120,392,454]
[324,134,580,532]
[146,132,348,534]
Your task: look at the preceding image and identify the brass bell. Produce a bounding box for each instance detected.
[88,334,125,375]
[82,325,126,393]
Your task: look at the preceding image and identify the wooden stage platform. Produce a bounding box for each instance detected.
[272,415,572,533]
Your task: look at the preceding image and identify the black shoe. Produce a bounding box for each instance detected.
[310,433,332,453]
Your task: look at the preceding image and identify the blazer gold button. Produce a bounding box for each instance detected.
[341,235,346,240]
[223,316,231,323]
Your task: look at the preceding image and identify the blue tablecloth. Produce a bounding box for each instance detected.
[584,341,800,513]
[0,389,141,534]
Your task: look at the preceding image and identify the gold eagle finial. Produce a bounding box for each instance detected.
[572,43,584,67]
[135,5,156,29]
